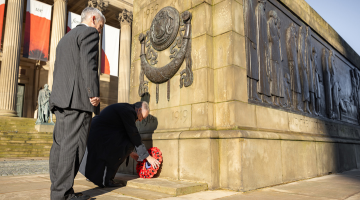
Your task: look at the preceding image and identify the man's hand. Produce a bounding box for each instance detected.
[146,155,160,169]
[89,97,100,106]
[130,152,139,161]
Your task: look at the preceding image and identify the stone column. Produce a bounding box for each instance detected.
[47,0,67,90]
[0,0,25,116]
[118,9,133,103]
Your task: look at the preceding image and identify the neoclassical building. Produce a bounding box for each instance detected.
[0,0,133,118]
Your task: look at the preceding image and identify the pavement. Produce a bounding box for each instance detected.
[0,159,360,200]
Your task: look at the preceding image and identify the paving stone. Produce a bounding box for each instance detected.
[217,190,335,200]
[157,190,238,200]
[0,160,49,176]
[267,180,360,199]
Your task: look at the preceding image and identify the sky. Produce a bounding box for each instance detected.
[305,0,360,55]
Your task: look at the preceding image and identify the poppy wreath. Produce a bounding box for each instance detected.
[136,147,163,178]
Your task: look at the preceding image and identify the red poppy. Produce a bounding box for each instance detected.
[136,147,163,179]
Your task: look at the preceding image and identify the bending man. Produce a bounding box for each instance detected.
[80,101,160,187]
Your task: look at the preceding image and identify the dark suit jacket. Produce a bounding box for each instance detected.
[84,103,149,186]
[50,24,100,114]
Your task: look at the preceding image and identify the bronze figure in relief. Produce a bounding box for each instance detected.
[286,23,302,111]
[322,48,333,118]
[283,73,291,107]
[256,0,271,104]
[267,10,284,106]
[245,0,261,101]
[306,27,316,114]
[329,50,340,120]
[311,47,321,115]
[298,26,311,113]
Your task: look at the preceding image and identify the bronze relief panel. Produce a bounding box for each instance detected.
[245,0,360,126]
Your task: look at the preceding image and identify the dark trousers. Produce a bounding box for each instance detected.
[49,108,92,200]
[104,156,127,183]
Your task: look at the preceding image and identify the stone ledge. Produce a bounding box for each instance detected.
[141,129,360,144]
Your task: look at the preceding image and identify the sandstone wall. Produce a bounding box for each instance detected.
[123,0,360,191]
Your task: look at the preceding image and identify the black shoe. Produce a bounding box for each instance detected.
[105,179,121,187]
[69,193,91,200]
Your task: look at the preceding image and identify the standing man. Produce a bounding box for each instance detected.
[49,7,104,200]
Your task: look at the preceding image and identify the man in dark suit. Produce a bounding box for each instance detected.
[49,7,104,200]
[80,101,160,187]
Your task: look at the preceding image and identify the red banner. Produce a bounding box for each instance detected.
[23,0,52,61]
[0,0,5,51]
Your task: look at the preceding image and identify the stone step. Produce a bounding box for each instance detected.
[0,144,52,150]
[0,137,52,141]
[0,142,52,147]
[114,173,208,196]
[0,148,51,152]
[0,154,49,158]
[0,151,50,155]
[0,132,52,137]
[0,140,52,144]
[74,173,208,200]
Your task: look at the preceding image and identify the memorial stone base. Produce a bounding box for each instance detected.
[122,0,360,191]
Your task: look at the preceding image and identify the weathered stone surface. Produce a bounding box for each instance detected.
[317,120,339,137]
[256,106,289,131]
[130,60,141,88]
[131,36,141,63]
[288,113,318,134]
[132,11,143,37]
[180,67,214,105]
[152,105,191,131]
[219,138,242,191]
[281,141,317,182]
[213,32,246,69]
[315,142,339,176]
[148,74,181,110]
[213,0,243,36]
[192,34,213,70]
[338,143,357,172]
[192,0,211,7]
[242,139,282,191]
[215,101,256,129]
[179,138,219,189]
[191,102,214,129]
[152,139,179,179]
[215,65,247,103]
[191,2,213,38]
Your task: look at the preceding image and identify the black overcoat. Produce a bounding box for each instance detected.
[80,103,149,186]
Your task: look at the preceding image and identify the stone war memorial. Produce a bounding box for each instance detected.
[121,0,360,192]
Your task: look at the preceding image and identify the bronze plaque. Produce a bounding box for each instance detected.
[150,6,180,51]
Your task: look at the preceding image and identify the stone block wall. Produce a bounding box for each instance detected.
[123,0,360,191]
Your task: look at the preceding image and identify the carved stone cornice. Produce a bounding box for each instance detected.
[118,9,133,27]
[88,0,109,13]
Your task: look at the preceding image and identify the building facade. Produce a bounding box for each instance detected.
[0,0,134,118]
